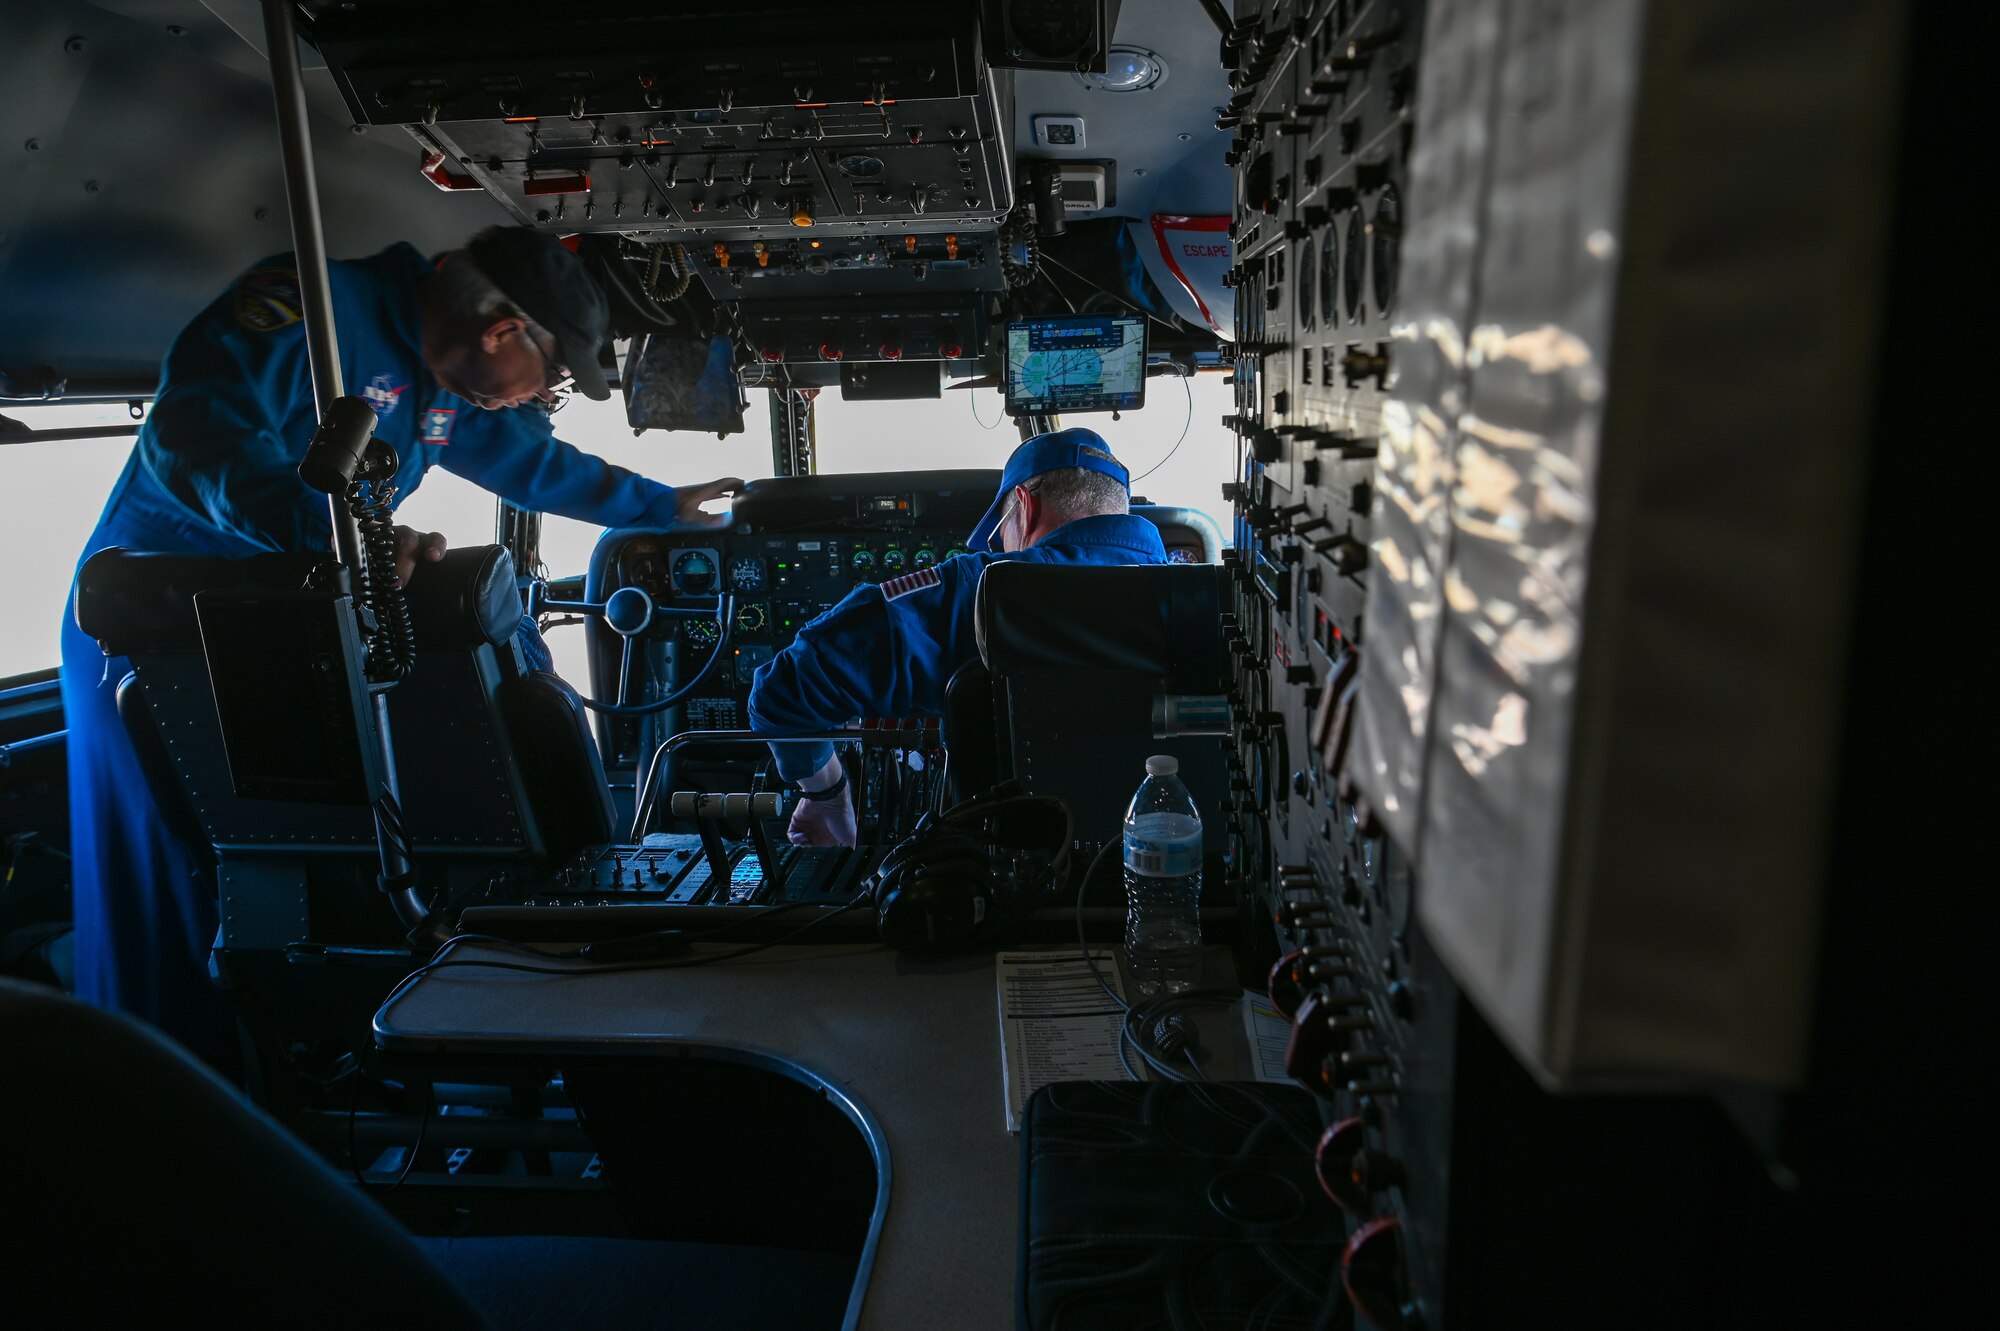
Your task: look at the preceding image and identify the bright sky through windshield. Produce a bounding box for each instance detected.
[1,378,1232,683]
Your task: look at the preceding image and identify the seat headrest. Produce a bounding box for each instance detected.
[402,544,520,649]
[74,545,520,655]
[974,562,1227,691]
[75,549,324,654]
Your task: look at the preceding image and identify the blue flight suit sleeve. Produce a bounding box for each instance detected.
[136,273,331,554]
[748,556,988,782]
[435,405,684,529]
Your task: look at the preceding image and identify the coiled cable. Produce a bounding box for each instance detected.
[347,469,415,682]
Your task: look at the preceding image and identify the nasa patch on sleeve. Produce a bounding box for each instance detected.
[362,373,409,419]
[234,267,302,332]
[879,567,941,601]
[421,407,456,444]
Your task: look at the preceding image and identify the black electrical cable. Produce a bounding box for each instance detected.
[1073,837,1256,1103]
[347,473,415,681]
[1036,252,1188,340]
[998,204,1051,293]
[347,1067,433,1191]
[1131,375,1196,485]
[375,892,876,1025]
[585,239,679,332]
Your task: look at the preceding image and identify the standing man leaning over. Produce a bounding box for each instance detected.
[748,428,1168,848]
[62,225,740,1066]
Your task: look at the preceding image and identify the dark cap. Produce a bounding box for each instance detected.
[464,226,611,400]
[967,427,1129,552]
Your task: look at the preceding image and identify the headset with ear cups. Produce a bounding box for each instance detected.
[872,786,1074,952]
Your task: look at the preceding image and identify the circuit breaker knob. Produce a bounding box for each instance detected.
[1283,991,1338,1088]
[1342,1217,1413,1329]
[1314,1117,1369,1214]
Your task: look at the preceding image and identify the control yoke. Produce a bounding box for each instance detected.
[527,577,736,714]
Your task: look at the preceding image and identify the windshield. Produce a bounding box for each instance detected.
[12,379,1233,687]
[0,403,146,681]
[813,372,1233,533]
[398,378,1233,688]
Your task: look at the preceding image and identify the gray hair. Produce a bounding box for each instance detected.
[1028,456,1129,524]
[429,251,559,358]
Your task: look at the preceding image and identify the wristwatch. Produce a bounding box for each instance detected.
[798,771,849,803]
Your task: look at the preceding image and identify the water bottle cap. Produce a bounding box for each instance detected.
[1145,755,1180,777]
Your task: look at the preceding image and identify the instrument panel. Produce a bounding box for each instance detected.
[581,473,1223,769]
[619,527,977,714]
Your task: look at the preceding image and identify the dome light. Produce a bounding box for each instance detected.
[1078,45,1166,93]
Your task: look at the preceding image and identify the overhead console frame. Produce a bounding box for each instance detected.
[302,0,1015,245]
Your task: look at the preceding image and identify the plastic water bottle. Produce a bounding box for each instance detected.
[1123,755,1203,995]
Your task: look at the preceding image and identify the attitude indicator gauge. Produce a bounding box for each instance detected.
[671,550,718,596]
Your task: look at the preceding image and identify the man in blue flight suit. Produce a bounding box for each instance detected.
[749,428,1167,847]
[61,225,740,1065]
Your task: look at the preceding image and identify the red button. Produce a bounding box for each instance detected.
[880,343,902,360]
[820,343,842,361]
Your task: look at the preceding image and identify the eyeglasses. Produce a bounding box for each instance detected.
[522,329,575,396]
[996,480,1041,545]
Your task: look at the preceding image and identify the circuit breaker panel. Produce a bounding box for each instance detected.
[1220,0,1897,1324]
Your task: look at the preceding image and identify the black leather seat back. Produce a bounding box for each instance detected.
[0,977,488,1328]
[75,546,613,860]
[78,549,377,850]
[940,659,1002,808]
[972,562,1230,857]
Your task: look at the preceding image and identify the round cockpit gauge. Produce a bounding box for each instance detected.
[734,603,768,636]
[683,618,721,648]
[671,550,717,595]
[1296,237,1317,333]
[1370,184,1401,315]
[730,555,766,592]
[912,547,937,570]
[1166,547,1199,564]
[1343,207,1367,323]
[881,547,906,574]
[850,548,876,577]
[943,545,969,560]
[1320,225,1340,327]
[836,154,884,178]
[626,553,662,590]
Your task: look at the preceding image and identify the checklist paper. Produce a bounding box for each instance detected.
[995,950,1131,1132]
[1240,990,1293,1082]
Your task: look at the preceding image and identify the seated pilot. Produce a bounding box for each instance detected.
[748,428,1170,847]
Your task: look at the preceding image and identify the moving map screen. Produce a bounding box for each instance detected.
[1004,314,1147,416]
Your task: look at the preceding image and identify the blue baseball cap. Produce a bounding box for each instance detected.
[967,428,1130,552]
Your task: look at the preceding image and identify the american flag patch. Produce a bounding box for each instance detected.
[879,567,942,601]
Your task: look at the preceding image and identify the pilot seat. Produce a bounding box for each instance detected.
[945,559,1232,866]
